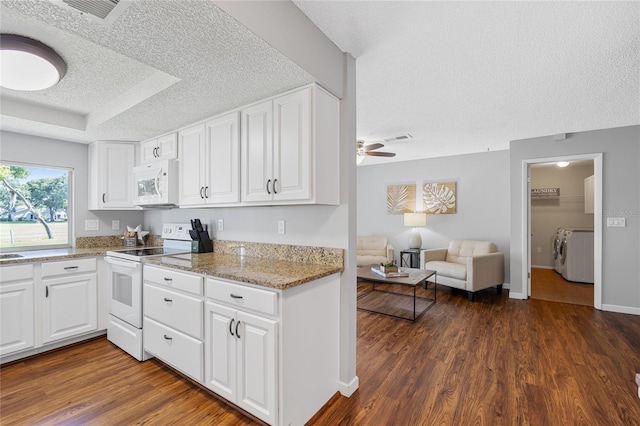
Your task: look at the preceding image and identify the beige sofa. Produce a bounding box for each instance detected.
[357,236,394,267]
[420,240,504,301]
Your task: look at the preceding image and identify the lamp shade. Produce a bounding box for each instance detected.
[404,212,426,227]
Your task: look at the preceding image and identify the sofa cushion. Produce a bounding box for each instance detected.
[426,260,467,280]
[446,240,497,265]
[357,236,388,256]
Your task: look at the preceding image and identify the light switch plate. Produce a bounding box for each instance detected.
[85,219,99,231]
[218,219,224,231]
[278,220,285,235]
[112,220,120,230]
[606,217,626,227]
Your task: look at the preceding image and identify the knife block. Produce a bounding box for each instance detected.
[189,230,213,253]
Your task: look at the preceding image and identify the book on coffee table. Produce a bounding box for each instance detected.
[370,266,410,278]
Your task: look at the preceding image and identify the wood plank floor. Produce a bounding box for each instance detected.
[2,285,639,425]
[531,267,594,306]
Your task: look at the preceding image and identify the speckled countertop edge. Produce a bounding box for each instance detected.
[145,252,343,290]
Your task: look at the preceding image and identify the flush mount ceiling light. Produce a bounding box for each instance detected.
[0,34,67,91]
[557,161,570,168]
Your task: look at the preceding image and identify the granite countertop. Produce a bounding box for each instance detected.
[145,252,343,290]
[0,247,121,265]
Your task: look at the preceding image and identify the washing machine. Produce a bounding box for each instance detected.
[552,228,566,273]
[560,230,594,283]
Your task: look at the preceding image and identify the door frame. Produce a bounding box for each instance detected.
[520,153,603,309]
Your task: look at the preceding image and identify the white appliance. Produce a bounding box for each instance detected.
[560,230,594,283]
[106,223,192,360]
[133,159,179,207]
[552,228,567,273]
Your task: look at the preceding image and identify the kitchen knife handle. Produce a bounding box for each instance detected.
[266,179,271,194]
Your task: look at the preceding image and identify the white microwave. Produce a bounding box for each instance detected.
[133,159,179,207]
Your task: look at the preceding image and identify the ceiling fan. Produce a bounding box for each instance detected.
[357,134,412,164]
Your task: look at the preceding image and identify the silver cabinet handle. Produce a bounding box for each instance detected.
[230,294,243,299]
[266,179,271,194]
[64,266,79,270]
[273,178,278,194]
[229,318,235,336]
[199,186,204,199]
[45,286,49,298]
[163,334,172,341]
[163,297,172,303]
[235,320,241,339]
[164,277,172,282]
[204,186,209,198]
[102,193,106,203]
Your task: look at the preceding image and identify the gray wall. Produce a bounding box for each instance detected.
[0,131,144,243]
[530,162,594,268]
[357,150,511,284]
[510,125,640,311]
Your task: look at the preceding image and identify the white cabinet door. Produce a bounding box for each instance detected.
[237,310,277,425]
[157,133,178,160]
[89,142,137,210]
[273,87,311,202]
[241,100,274,203]
[0,265,34,356]
[206,112,240,204]
[204,301,237,401]
[178,124,207,206]
[42,273,97,344]
[140,138,159,164]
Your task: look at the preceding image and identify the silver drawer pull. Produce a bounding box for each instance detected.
[230,293,243,299]
[64,266,79,270]
[164,277,173,282]
[163,334,172,341]
[163,298,173,303]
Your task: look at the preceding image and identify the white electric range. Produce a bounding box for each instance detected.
[105,223,192,361]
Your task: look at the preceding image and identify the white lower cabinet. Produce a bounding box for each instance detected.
[41,258,98,345]
[143,265,204,382]
[205,300,277,425]
[0,264,35,356]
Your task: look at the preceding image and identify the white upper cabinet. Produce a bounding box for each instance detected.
[178,112,240,207]
[241,85,340,205]
[88,141,138,210]
[140,133,177,164]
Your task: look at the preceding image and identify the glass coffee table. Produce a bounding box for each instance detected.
[356,266,437,322]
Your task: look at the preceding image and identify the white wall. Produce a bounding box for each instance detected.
[357,150,511,283]
[510,125,640,313]
[0,131,144,243]
[530,162,594,268]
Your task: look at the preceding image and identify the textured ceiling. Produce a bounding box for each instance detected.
[294,1,640,165]
[0,0,313,143]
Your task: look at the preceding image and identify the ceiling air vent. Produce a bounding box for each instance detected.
[50,0,134,25]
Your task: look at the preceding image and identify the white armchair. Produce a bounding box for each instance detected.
[357,236,394,267]
[420,240,504,301]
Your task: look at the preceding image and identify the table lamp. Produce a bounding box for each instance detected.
[404,212,426,249]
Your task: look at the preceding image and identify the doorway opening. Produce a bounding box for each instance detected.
[521,153,603,309]
[529,159,594,306]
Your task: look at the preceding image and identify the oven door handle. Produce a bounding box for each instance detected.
[105,256,140,269]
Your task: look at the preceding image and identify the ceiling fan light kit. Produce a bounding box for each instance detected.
[356,137,399,164]
[0,34,67,91]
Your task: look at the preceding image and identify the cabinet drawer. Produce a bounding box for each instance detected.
[0,264,34,282]
[42,258,96,278]
[144,265,202,295]
[144,317,203,382]
[206,278,277,316]
[144,284,203,338]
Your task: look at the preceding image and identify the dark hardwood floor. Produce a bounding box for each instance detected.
[531,267,594,306]
[2,284,639,425]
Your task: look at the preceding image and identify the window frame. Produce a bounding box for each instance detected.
[0,160,74,252]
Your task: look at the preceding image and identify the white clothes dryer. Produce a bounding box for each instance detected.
[560,230,594,283]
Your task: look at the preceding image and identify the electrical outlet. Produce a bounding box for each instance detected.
[607,217,626,227]
[218,219,224,231]
[85,219,99,231]
[536,247,542,253]
[278,220,285,235]
[112,220,120,230]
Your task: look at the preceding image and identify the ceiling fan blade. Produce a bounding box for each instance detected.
[366,151,396,157]
[363,142,384,151]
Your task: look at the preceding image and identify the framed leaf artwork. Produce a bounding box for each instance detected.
[386,184,416,214]
[423,182,457,214]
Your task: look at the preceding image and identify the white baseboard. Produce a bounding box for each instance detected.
[601,304,640,316]
[339,375,359,397]
[502,282,511,290]
[509,291,526,300]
